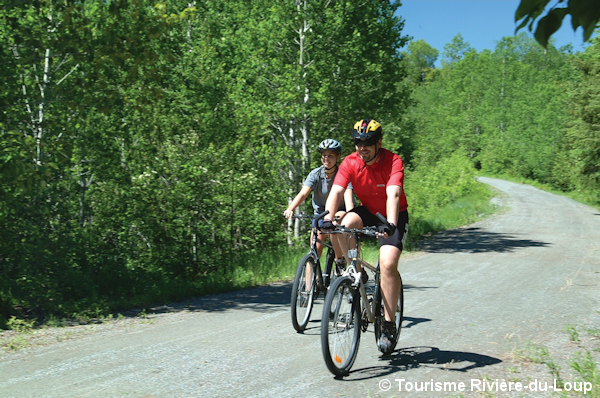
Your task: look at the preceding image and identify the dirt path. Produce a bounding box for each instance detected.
[1,177,599,398]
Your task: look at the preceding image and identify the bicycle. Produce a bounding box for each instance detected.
[320,213,404,377]
[290,210,346,333]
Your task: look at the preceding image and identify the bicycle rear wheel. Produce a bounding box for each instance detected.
[374,272,404,355]
[291,254,317,333]
[321,276,361,377]
[323,246,336,289]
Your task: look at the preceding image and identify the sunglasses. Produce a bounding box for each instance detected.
[353,137,379,147]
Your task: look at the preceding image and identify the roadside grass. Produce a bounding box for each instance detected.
[509,324,600,397]
[0,317,36,350]
[196,246,306,294]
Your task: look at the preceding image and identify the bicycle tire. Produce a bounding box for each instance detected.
[374,272,404,355]
[321,276,361,377]
[291,254,317,333]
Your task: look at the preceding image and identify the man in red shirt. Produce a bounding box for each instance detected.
[322,119,409,355]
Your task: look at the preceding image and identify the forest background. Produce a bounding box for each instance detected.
[1,0,599,327]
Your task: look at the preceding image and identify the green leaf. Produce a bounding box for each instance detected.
[568,0,600,30]
[515,0,551,22]
[534,8,568,48]
[583,22,596,42]
[568,0,600,41]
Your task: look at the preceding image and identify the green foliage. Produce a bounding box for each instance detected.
[6,316,36,333]
[553,36,600,200]
[406,33,592,197]
[515,0,600,47]
[401,39,439,85]
[441,33,472,66]
[0,0,412,322]
[407,152,482,216]
[403,152,494,246]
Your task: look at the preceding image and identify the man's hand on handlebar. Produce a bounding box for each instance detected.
[377,222,396,238]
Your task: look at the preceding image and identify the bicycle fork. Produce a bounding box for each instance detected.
[346,256,376,327]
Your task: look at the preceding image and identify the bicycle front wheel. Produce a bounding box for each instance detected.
[374,272,404,354]
[321,276,361,377]
[291,254,317,333]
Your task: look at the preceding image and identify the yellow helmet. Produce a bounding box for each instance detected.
[352,119,382,140]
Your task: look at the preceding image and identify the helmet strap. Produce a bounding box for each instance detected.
[362,148,380,168]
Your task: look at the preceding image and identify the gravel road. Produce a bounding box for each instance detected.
[1,177,599,398]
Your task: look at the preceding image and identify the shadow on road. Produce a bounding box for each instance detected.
[347,346,502,381]
[150,282,294,314]
[418,227,550,253]
[150,280,436,316]
[402,316,431,329]
[302,315,432,336]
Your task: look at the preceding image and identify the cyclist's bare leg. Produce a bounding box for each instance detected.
[315,229,326,258]
[336,212,362,269]
[379,244,402,322]
[330,211,347,261]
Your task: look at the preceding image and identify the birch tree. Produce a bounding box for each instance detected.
[228,0,410,242]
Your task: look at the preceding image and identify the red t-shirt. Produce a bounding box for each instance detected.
[333,148,408,217]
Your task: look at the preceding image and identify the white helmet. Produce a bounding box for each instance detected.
[318,139,342,154]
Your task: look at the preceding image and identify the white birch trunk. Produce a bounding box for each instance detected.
[283,0,312,245]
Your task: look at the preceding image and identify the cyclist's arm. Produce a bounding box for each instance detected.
[283,185,312,218]
[386,185,402,226]
[343,187,355,212]
[324,184,345,221]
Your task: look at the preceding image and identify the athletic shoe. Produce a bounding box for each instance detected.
[378,320,397,354]
[334,258,346,276]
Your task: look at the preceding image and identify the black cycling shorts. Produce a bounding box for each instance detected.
[349,206,409,251]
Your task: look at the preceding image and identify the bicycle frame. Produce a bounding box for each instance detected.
[340,243,379,325]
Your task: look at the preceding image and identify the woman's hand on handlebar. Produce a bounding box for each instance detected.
[320,219,335,232]
[283,209,294,219]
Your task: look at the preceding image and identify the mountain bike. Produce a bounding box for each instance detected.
[320,214,404,377]
[290,210,345,333]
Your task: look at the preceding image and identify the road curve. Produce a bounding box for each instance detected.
[1,177,599,398]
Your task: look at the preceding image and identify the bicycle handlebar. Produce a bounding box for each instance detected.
[326,212,392,237]
[289,210,392,237]
[290,210,329,222]
[333,225,379,237]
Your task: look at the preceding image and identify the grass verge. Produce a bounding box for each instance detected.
[510,324,600,397]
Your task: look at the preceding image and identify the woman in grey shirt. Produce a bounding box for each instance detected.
[283,139,354,266]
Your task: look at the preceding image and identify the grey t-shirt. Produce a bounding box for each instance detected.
[303,166,353,215]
